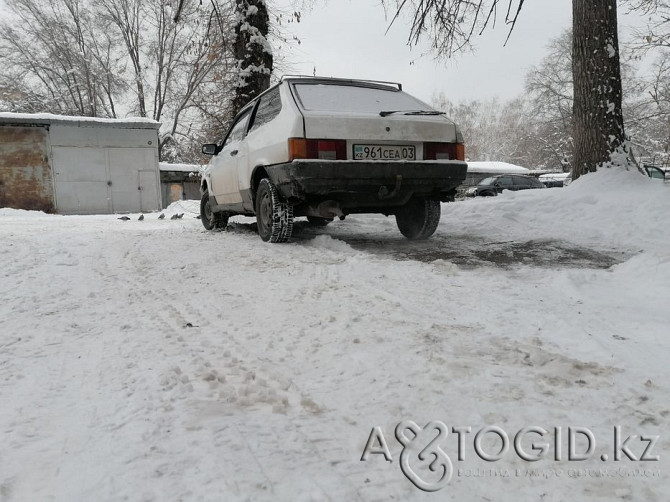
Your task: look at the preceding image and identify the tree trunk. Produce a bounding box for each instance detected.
[232,0,273,116]
[572,0,626,178]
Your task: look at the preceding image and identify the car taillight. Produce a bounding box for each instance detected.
[288,138,347,161]
[424,142,465,161]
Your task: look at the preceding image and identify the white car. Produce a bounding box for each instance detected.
[200,76,467,242]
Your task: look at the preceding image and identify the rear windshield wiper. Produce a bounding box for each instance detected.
[379,110,445,117]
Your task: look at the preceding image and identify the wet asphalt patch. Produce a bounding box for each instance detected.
[225,220,625,269]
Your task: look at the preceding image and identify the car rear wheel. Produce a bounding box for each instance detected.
[395,198,441,240]
[200,191,228,230]
[255,178,293,243]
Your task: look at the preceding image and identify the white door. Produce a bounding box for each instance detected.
[211,108,252,204]
[138,170,160,212]
[108,149,142,213]
[52,147,111,214]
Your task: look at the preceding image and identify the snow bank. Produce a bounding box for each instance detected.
[444,168,669,254]
[304,234,357,254]
[0,208,54,218]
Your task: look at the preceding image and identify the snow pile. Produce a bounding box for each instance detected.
[444,168,669,253]
[159,162,205,174]
[304,234,358,254]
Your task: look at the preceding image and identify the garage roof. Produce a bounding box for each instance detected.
[0,112,160,130]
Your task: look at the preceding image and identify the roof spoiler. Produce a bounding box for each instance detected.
[280,75,402,91]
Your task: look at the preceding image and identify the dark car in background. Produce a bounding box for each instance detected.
[465,174,546,197]
[644,164,667,181]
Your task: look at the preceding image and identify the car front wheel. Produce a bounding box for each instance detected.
[395,198,441,240]
[255,178,293,242]
[200,191,228,230]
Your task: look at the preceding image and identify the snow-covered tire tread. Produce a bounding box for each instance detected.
[256,178,293,243]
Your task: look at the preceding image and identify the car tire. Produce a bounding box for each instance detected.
[200,191,228,230]
[255,178,293,243]
[395,198,441,240]
[306,216,333,227]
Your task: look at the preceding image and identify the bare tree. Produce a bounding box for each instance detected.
[434,94,537,165]
[525,30,574,170]
[0,0,122,116]
[383,0,630,179]
[0,0,233,161]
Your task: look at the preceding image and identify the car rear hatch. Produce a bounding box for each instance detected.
[289,80,463,161]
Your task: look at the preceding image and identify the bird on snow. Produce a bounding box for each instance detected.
[176,213,184,219]
[138,214,144,221]
[118,216,131,221]
[170,213,179,220]
[158,213,165,220]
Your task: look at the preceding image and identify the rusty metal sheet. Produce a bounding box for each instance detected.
[0,125,54,212]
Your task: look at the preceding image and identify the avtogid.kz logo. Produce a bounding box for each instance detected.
[360,421,661,492]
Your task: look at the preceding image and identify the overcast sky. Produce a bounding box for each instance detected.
[0,0,649,107]
[278,0,648,105]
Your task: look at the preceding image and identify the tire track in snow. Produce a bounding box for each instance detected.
[92,229,368,499]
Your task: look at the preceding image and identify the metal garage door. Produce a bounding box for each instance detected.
[108,148,160,213]
[52,147,110,214]
[53,146,160,214]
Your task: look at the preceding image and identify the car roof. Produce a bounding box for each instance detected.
[235,75,406,117]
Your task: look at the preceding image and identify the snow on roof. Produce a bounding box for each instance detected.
[539,172,571,180]
[0,112,160,129]
[159,162,205,173]
[466,161,530,173]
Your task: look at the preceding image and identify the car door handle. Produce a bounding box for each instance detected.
[230,150,239,157]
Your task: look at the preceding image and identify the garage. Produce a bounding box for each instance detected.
[0,113,162,214]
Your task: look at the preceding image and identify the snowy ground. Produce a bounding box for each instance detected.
[1,169,669,501]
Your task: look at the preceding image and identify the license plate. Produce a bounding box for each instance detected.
[353,144,416,161]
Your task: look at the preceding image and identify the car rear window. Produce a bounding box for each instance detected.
[292,83,432,114]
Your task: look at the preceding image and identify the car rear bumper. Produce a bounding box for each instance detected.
[267,160,468,211]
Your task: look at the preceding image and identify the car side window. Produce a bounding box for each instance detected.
[513,176,532,187]
[249,88,282,133]
[497,176,513,188]
[647,167,665,179]
[223,108,253,148]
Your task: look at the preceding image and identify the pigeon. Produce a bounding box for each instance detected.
[170,214,179,220]
[176,213,184,219]
[158,213,165,220]
[118,216,130,221]
[138,214,144,221]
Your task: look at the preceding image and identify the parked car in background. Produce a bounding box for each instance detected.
[200,76,467,242]
[465,174,547,197]
[539,172,572,188]
[644,164,667,181]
